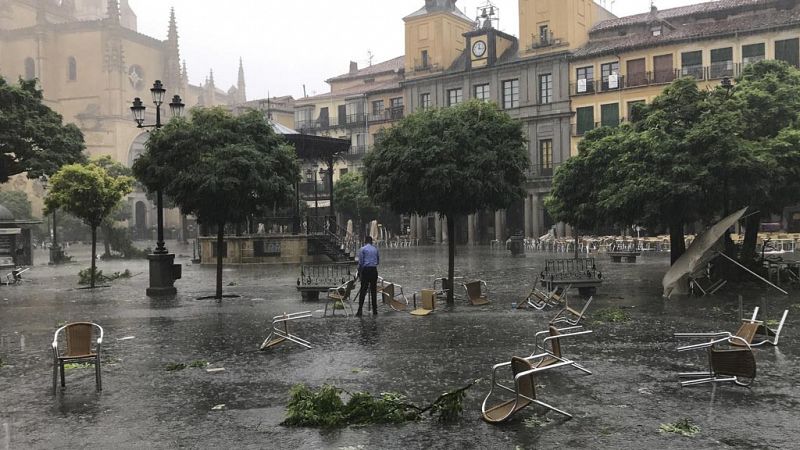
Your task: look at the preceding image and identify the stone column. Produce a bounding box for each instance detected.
[556,222,566,239]
[495,210,504,242]
[524,195,533,238]
[565,224,573,239]
[441,215,448,244]
[467,214,476,245]
[418,214,428,244]
[435,213,443,244]
[531,193,540,238]
[409,214,417,240]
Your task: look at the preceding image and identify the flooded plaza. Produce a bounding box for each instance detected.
[0,243,798,449]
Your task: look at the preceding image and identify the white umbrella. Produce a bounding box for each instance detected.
[662,207,747,298]
[370,220,379,241]
[346,219,353,238]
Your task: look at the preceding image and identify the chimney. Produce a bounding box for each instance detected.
[349,61,358,74]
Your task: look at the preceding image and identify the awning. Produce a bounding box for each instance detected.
[306,200,331,208]
[0,228,22,235]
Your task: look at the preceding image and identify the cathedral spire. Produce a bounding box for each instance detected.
[164,7,181,93]
[237,57,247,103]
[167,7,178,43]
[107,0,120,24]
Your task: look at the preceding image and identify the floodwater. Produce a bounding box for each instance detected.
[0,242,797,449]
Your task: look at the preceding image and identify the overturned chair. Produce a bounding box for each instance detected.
[52,322,104,394]
[260,311,313,350]
[433,276,464,300]
[463,280,490,306]
[675,307,789,347]
[550,296,593,326]
[380,281,409,312]
[525,279,569,310]
[676,335,756,387]
[482,326,592,423]
[325,279,356,317]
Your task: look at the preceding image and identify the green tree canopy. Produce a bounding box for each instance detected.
[133,107,300,298]
[90,155,137,258]
[44,163,133,287]
[0,190,32,219]
[333,172,379,227]
[0,77,86,182]
[364,100,528,304]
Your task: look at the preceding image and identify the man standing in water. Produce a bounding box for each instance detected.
[356,236,379,317]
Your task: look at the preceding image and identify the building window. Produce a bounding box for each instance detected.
[421,50,429,68]
[502,79,519,109]
[576,66,594,94]
[601,103,619,128]
[710,47,733,79]
[447,88,463,106]
[390,97,403,119]
[653,54,675,84]
[651,25,662,36]
[681,50,704,79]
[372,100,384,115]
[539,74,552,104]
[295,108,313,130]
[626,58,646,87]
[474,83,490,102]
[601,61,620,90]
[24,57,35,80]
[420,93,431,110]
[627,100,646,122]
[539,139,553,176]
[742,43,765,66]
[67,57,77,81]
[576,106,594,135]
[254,240,281,257]
[346,100,365,124]
[775,38,799,68]
[539,24,550,45]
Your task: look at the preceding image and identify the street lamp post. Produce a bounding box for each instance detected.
[130,80,184,297]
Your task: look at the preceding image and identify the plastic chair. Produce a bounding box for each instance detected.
[52,322,104,394]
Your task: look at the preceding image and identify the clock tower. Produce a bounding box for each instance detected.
[464,4,515,70]
[404,0,476,78]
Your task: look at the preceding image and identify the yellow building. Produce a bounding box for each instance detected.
[569,0,800,154]
[0,0,245,239]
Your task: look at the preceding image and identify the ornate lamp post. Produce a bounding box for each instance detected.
[130,80,184,296]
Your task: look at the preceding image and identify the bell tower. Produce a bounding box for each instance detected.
[518,0,608,57]
[404,0,476,77]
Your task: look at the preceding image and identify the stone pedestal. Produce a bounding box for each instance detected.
[146,253,179,297]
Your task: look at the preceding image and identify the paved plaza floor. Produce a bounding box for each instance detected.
[1,242,798,449]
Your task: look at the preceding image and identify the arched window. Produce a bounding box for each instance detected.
[24,58,35,80]
[68,57,77,81]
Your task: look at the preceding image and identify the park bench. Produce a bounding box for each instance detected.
[540,258,602,296]
[296,262,356,301]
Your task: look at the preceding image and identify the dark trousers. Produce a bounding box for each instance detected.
[357,266,378,314]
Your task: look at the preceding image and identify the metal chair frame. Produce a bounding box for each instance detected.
[52,322,104,394]
[260,311,312,350]
[675,307,789,347]
[433,276,464,300]
[378,280,409,311]
[525,278,569,310]
[325,279,356,317]
[550,296,593,326]
[676,335,756,387]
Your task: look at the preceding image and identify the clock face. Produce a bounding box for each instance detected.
[472,40,487,58]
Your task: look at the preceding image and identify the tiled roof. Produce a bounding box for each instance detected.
[297,79,402,103]
[404,1,473,23]
[326,56,405,82]
[590,0,776,33]
[574,4,800,59]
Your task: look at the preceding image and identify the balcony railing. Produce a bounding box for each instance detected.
[345,113,367,128]
[570,62,759,97]
[527,163,562,179]
[530,32,568,50]
[348,145,367,156]
[369,106,404,123]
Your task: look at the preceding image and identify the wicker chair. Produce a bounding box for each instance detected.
[325,279,356,317]
[677,335,756,387]
[52,322,104,394]
[380,282,409,312]
[675,307,789,347]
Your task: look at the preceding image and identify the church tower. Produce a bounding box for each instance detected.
[518,0,609,57]
[237,57,246,104]
[404,0,475,77]
[164,8,182,94]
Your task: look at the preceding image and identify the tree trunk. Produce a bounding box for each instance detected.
[446,214,456,306]
[216,222,224,300]
[669,219,686,265]
[90,226,97,288]
[741,212,760,264]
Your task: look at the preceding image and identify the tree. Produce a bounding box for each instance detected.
[90,155,136,258]
[0,190,33,219]
[364,100,528,305]
[333,172,379,236]
[0,77,86,183]
[44,163,133,287]
[133,108,300,299]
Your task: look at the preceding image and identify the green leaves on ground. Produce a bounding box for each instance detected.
[63,362,93,370]
[165,360,209,371]
[77,268,131,285]
[659,418,700,437]
[593,307,632,324]
[282,382,475,428]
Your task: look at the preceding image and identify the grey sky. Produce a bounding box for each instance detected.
[129,0,705,100]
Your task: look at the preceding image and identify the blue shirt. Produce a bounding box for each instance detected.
[358,243,379,270]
